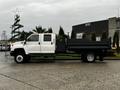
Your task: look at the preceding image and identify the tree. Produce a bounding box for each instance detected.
[18,31,32,41]
[33,26,46,33]
[58,26,65,36]
[11,14,24,41]
[47,27,53,33]
[57,26,67,42]
[113,31,119,53]
[28,31,33,36]
[19,31,27,41]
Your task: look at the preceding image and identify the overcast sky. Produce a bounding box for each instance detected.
[0,0,119,38]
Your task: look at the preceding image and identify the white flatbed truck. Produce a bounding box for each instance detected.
[10,33,111,63]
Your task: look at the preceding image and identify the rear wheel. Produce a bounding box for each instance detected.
[86,53,95,63]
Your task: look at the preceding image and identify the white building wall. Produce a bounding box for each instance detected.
[108,17,117,43]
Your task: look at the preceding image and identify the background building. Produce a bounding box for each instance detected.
[109,17,120,41]
[71,17,120,42]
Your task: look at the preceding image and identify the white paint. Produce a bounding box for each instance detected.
[76,33,84,39]
[11,33,56,54]
[40,33,56,53]
[96,36,101,41]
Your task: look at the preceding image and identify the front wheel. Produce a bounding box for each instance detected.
[86,53,95,63]
[14,53,26,63]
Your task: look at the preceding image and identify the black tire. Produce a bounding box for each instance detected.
[85,53,95,63]
[14,52,26,64]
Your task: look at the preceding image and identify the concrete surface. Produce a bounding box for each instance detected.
[0,52,120,90]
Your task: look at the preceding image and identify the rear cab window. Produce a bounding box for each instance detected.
[44,34,51,41]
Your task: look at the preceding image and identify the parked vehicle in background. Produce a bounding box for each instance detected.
[0,44,10,51]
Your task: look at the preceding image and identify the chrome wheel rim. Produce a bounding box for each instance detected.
[16,55,23,62]
[87,54,94,62]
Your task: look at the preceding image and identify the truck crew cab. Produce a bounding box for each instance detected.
[10,33,111,63]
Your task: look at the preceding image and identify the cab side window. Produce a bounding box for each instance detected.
[44,35,51,41]
[27,35,39,41]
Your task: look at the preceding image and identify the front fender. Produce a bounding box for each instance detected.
[10,45,28,55]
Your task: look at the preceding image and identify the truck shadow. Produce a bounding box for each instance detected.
[29,59,107,64]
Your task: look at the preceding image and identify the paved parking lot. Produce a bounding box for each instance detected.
[0,52,120,90]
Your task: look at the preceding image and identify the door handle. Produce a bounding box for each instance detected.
[38,42,40,45]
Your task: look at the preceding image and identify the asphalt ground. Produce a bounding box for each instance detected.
[0,52,120,90]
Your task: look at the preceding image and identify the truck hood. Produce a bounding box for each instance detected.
[10,41,24,51]
[13,41,24,45]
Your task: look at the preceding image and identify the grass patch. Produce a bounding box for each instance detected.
[113,53,120,58]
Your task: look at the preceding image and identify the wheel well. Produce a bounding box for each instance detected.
[14,48,25,55]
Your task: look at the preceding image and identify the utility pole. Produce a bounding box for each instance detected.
[67,32,70,39]
[1,30,7,41]
[1,30,8,56]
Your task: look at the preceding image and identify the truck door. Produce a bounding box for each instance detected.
[25,34,40,54]
[40,34,55,53]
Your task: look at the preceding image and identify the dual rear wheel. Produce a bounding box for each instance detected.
[81,52,104,63]
[81,53,95,63]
